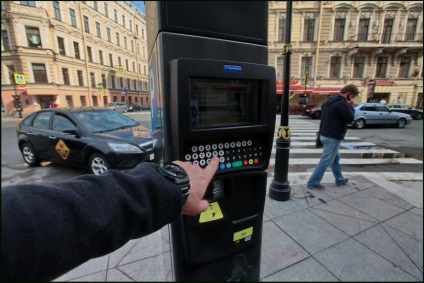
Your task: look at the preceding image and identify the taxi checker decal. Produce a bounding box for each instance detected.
[55,139,70,159]
[133,131,151,138]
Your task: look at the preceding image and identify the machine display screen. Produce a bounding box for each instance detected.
[190,78,260,129]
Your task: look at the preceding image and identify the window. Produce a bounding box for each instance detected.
[303,19,315,41]
[104,2,108,17]
[57,37,65,55]
[278,17,286,42]
[83,16,89,33]
[93,1,98,11]
[99,50,103,65]
[66,95,74,108]
[127,78,131,90]
[131,40,134,52]
[33,112,53,129]
[382,19,393,44]
[114,9,118,22]
[2,30,11,50]
[136,24,139,35]
[96,22,101,37]
[116,32,120,46]
[90,72,96,87]
[301,57,312,78]
[7,65,15,83]
[376,57,388,78]
[118,56,122,66]
[26,26,41,47]
[102,74,106,87]
[62,68,70,85]
[73,41,80,59]
[109,53,113,67]
[32,63,47,83]
[119,77,123,88]
[144,65,146,75]
[353,57,365,78]
[69,8,76,27]
[53,115,75,132]
[92,96,98,107]
[141,28,144,39]
[87,46,92,62]
[21,1,35,7]
[398,56,410,78]
[134,79,137,90]
[358,19,369,41]
[333,19,345,41]
[329,56,342,78]
[129,20,132,32]
[405,19,417,41]
[125,59,129,71]
[107,28,111,42]
[122,15,126,28]
[124,36,127,49]
[276,57,284,78]
[80,96,86,107]
[77,70,84,86]
[132,62,135,73]
[111,75,116,89]
[52,1,61,20]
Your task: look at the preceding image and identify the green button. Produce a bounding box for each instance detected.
[232,161,243,167]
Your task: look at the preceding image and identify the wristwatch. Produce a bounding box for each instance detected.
[158,162,190,205]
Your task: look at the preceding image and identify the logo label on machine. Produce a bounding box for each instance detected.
[223,65,242,73]
[199,202,223,223]
[233,227,253,245]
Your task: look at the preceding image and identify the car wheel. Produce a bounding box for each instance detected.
[20,143,41,166]
[123,108,128,113]
[415,113,423,120]
[89,153,110,175]
[396,118,406,128]
[354,119,365,129]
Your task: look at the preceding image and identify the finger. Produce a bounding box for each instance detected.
[203,157,219,177]
[198,199,209,213]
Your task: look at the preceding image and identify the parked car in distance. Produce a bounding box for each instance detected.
[349,103,413,129]
[16,109,154,175]
[302,105,322,119]
[128,103,141,112]
[106,102,127,113]
[386,104,423,120]
[140,104,151,110]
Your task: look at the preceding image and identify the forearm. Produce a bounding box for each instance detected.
[1,163,181,281]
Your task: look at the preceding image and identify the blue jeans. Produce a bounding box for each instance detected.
[307,135,346,186]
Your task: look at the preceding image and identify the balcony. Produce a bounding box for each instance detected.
[348,32,423,51]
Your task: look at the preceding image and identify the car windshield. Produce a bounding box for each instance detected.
[107,103,116,106]
[71,110,139,133]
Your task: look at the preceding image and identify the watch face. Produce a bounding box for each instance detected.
[162,163,187,178]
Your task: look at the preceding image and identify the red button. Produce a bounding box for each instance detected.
[243,160,248,166]
[254,158,259,164]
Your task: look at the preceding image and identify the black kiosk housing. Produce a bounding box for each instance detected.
[146,2,276,281]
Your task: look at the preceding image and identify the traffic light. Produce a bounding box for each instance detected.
[13,95,21,109]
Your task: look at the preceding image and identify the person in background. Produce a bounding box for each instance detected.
[1,157,219,281]
[379,98,387,104]
[397,96,403,104]
[307,84,358,190]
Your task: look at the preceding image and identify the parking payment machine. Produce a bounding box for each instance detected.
[147,2,276,281]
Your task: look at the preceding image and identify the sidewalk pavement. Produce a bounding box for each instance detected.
[54,172,423,282]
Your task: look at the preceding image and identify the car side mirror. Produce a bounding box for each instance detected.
[63,128,78,136]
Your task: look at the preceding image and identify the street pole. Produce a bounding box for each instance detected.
[269,1,292,201]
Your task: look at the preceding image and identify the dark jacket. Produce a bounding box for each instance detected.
[320,94,355,140]
[1,163,181,282]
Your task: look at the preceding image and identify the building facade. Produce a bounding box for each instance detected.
[1,1,149,115]
[268,1,423,113]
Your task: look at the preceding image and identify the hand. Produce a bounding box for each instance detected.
[174,157,219,215]
[347,100,355,107]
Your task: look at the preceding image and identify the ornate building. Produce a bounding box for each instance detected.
[268,1,423,113]
[1,1,149,115]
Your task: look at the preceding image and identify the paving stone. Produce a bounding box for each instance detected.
[68,271,106,282]
[410,207,423,217]
[264,194,308,220]
[117,230,163,266]
[106,268,134,281]
[117,254,165,281]
[311,199,379,222]
[53,254,109,282]
[108,239,139,268]
[363,185,415,210]
[384,211,423,243]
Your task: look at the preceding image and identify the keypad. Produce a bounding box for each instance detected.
[184,139,263,171]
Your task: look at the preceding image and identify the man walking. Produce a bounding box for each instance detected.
[307,84,358,189]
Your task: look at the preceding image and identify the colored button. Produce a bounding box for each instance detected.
[220,163,226,170]
[254,158,259,164]
[249,159,254,165]
[243,160,248,166]
[226,162,232,169]
[232,161,243,168]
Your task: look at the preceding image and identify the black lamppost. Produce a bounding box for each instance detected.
[269,1,292,201]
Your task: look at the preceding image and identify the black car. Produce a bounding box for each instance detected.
[17,109,154,175]
[386,104,423,120]
[140,104,151,110]
[303,106,322,119]
[128,103,141,112]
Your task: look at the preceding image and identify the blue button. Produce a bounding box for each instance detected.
[226,162,232,169]
[219,163,226,170]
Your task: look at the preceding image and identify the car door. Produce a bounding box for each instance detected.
[361,105,380,125]
[27,111,54,159]
[48,113,88,167]
[375,104,396,124]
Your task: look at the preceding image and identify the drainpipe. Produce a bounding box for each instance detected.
[313,1,324,86]
[78,1,93,107]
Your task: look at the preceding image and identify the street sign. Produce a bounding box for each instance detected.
[118,66,125,74]
[14,74,26,85]
[18,85,26,92]
[97,86,104,93]
[121,87,126,95]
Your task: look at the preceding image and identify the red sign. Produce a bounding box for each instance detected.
[18,85,26,92]
[365,79,396,86]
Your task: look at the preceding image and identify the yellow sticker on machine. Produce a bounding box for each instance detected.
[55,139,70,160]
[233,227,253,245]
[199,202,223,223]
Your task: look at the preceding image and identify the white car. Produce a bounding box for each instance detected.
[106,102,127,113]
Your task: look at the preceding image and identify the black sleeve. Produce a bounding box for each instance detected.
[338,100,355,124]
[1,163,182,282]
